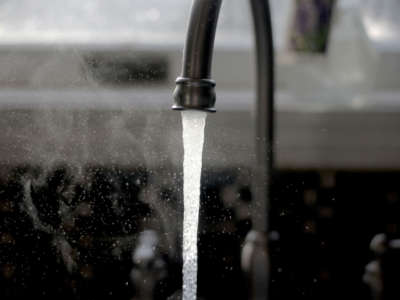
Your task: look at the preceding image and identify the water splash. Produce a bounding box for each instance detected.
[181,110,207,300]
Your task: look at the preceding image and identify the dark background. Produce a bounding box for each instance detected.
[1,164,397,299]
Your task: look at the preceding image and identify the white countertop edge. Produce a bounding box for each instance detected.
[0,88,399,114]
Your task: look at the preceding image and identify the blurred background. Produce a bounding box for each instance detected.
[0,0,400,299]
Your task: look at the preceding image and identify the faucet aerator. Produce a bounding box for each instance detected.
[172,77,217,112]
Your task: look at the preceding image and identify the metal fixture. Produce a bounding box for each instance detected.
[364,233,400,300]
[172,0,274,298]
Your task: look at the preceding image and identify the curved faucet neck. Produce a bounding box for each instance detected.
[181,0,222,79]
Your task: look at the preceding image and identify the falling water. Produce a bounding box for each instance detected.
[181,110,207,300]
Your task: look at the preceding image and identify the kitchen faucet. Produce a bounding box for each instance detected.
[172,0,274,298]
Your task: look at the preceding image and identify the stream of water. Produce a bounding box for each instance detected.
[181,110,207,300]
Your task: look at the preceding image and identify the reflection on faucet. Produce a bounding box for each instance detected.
[364,233,400,300]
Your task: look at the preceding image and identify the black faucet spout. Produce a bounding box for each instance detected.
[172,0,223,112]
